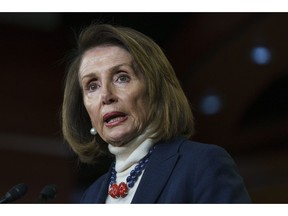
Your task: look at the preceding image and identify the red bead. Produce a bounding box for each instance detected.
[108,183,120,198]
[118,182,128,198]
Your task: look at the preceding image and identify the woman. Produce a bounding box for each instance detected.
[62,24,251,203]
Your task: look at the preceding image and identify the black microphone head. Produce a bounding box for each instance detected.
[39,184,57,200]
[4,183,28,203]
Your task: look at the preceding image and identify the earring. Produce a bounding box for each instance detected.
[90,127,97,135]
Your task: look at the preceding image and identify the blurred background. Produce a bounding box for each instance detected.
[0,13,287,203]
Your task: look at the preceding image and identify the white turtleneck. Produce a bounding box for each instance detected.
[105,131,155,204]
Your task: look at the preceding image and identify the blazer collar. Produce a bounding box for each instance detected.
[94,166,112,203]
[131,137,184,203]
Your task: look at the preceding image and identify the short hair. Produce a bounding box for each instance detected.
[62,24,194,164]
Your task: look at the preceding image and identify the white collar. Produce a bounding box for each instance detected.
[108,130,155,173]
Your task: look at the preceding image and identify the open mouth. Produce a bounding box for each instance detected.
[103,111,128,127]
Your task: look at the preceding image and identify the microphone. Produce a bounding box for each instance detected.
[0,183,28,203]
[36,184,57,203]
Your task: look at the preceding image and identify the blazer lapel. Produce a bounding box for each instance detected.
[131,138,183,203]
[94,168,112,203]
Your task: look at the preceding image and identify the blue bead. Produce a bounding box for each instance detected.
[135,164,140,171]
[130,170,136,176]
[128,182,134,188]
[135,172,140,177]
[126,176,132,182]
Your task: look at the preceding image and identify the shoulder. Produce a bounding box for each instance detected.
[155,137,239,175]
[158,137,232,161]
[181,138,238,169]
[159,138,251,203]
[180,138,232,160]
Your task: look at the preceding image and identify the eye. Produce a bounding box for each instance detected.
[86,81,100,92]
[116,74,130,83]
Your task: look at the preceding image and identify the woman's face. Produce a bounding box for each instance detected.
[79,46,149,146]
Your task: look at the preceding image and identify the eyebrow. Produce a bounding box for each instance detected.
[79,63,133,84]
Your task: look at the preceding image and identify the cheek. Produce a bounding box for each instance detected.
[130,93,149,121]
[84,98,100,123]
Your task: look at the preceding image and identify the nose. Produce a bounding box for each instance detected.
[101,84,117,105]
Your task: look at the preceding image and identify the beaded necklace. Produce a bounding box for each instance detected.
[108,146,155,199]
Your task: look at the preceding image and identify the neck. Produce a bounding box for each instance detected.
[108,129,154,172]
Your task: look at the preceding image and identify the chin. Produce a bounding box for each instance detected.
[104,133,135,146]
[102,125,141,144]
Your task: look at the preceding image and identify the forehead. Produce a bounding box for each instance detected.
[79,46,132,74]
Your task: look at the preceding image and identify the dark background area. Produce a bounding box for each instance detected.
[0,13,287,203]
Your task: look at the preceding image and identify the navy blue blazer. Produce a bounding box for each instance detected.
[81,137,251,203]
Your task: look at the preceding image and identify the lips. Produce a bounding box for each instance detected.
[103,111,128,127]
